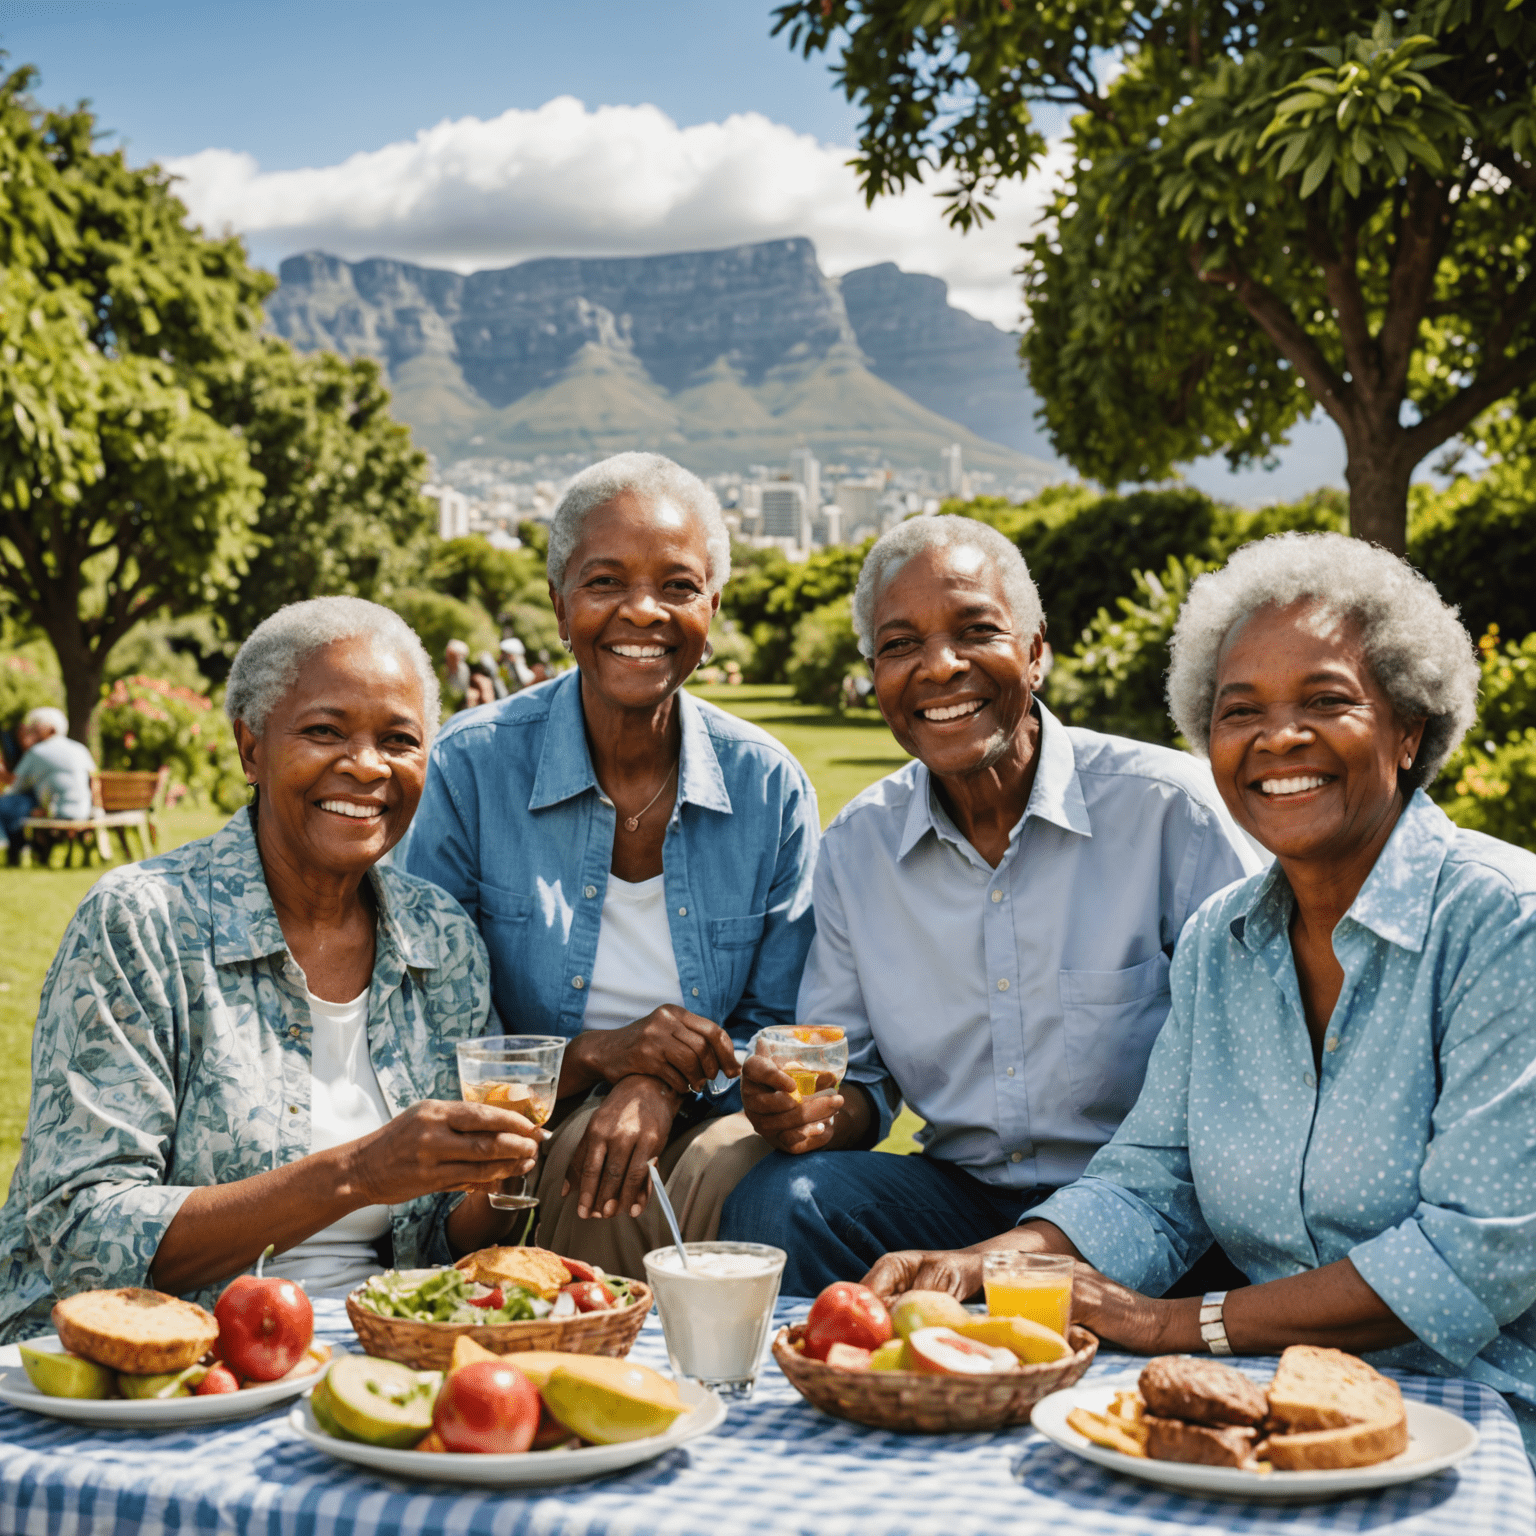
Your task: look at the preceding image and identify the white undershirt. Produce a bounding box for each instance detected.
[265,986,393,1297]
[583,873,685,1032]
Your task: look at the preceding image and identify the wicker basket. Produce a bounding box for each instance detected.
[771,1322,1098,1434]
[345,1282,653,1371]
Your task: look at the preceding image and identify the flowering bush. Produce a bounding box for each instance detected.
[96,676,247,811]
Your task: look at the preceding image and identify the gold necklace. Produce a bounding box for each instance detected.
[610,760,678,833]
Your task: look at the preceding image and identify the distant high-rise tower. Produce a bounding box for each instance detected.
[760,483,807,544]
[788,447,820,517]
[942,443,964,496]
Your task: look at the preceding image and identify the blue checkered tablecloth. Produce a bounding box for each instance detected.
[0,1297,1530,1535]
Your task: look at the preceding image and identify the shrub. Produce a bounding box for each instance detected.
[0,648,65,737]
[386,587,501,696]
[721,540,871,684]
[96,676,246,811]
[1433,628,1536,852]
[786,596,867,709]
[1045,556,1205,746]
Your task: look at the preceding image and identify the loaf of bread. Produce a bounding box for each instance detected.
[1138,1356,1269,1427]
[52,1288,219,1375]
[1145,1415,1260,1467]
[1261,1346,1408,1469]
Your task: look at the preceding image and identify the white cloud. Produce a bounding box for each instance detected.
[166,97,1068,330]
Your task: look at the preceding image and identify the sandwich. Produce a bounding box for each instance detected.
[453,1245,571,1301]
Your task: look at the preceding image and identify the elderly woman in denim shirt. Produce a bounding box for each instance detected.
[867,534,1536,1455]
[0,598,540,1337]
[408,453,819,1276]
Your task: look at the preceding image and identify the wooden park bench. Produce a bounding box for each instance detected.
[23,767,171,866]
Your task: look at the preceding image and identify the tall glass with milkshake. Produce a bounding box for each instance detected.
[643,1242,787,1399]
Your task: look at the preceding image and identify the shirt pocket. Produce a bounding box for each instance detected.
[708,912,767,1010]
[1058,951,1172,1128]
[478,882,534,925]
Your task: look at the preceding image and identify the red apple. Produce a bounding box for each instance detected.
[802,1282,893,1362]
[561,1280,618,1313]
[214,1248,314,1382]
[433,1360,541,1454]
[195,1365,240,1396]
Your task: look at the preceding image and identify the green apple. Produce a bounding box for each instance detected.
[325,1357,440,1449]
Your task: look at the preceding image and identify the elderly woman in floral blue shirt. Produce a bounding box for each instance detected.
[0,598,539,1339]
[867,534,1536,1455]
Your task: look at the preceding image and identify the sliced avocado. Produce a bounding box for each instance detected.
[18,1345,115,1400]
[325,1356,439,1449]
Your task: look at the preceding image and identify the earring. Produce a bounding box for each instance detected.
[560,637,573,654]
[695,640,715,670]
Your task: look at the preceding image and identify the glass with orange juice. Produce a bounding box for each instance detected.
[752,1025,848,1106]
[983,1251,1074,1337]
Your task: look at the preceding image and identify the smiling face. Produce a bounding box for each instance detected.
[234,635,430,880]
[1208,600,1426,865]
[869,542,1045,780]
[550,489,719,713]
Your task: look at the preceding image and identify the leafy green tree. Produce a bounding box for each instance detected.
[0,69,265,738]
[206,343,435,648]
[776,2,1536,553]
[425,534,562,658]
[786,595,867,708]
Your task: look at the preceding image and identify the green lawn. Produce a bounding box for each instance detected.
[0,686,918,1191]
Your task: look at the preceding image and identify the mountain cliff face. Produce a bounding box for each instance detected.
[268,240,1058,482]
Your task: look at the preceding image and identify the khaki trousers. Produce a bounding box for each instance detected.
[530,1104,773,1279]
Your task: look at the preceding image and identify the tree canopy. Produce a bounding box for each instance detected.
[775,1,1536,551]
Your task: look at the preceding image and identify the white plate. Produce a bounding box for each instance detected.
[288,1378,725,1486]
[1031,1378,1479,1501]
[0,1335,325,1428]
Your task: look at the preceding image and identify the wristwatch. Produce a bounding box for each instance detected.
[1200,1290,1233,1356]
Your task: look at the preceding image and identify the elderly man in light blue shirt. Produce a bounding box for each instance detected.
[0,707,97,866]
[718,516,1261,1294]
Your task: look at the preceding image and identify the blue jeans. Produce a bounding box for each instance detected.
[717,1149,1056,1296]
[0,790,37,851]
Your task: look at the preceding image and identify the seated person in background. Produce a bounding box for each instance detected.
[0,707,96,867]
[719,516,1262,1295]
[0,597,538,1337]
[862,533,1536,1460]
[407,452,819,1278]
[443,638,472,708]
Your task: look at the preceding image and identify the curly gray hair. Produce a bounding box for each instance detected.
[225,596,441,738]
[547,452,731,594]
[852,515,1045,658]
[1167,532,1480,792]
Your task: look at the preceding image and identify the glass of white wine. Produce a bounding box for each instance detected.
[751,1026,848,1108]
[455,1036,567,1210]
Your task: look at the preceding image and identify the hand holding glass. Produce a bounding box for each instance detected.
[752,1026,848,1105]
[455,1036,566,1210]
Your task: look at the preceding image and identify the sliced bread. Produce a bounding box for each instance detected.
[52,1288,219,1375]
[1268,1345,1405,1431]
[1263,1415,1410,1471]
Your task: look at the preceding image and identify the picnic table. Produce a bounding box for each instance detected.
[1,1297,1530,1535]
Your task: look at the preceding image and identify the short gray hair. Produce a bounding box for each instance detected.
[24,707,69,736]
[1167,532,1480,791]
[852,515,1045,658]
[547,452,731,594]
[225,596,441,739]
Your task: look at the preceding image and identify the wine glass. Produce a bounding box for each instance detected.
[455,1036,567,1209]
[751,1026,848,1107]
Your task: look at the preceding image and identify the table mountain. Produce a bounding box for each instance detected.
[267,239,1059,482]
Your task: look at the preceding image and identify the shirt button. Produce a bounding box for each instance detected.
[1303,1071,1316,1088]
[1324,1036,1339,1052]
[584,884,597,899]
[678,907,687,917]
[997,978,1010,992]
[691,987,699,998]
[991,890,1003,903]
[1010,1151,1023,1164]
[288,1026,301,1040]
[572,975,585,990]
[1006,1066,1015,1077]
[288,1104,299,1115]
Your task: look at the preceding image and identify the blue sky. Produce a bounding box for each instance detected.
[2,0,1343,500]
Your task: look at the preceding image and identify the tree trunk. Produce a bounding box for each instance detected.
[1343,436,1414,555]
[40,617,105,745]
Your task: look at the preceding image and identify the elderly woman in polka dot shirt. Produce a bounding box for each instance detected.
[866,533,1536,1456]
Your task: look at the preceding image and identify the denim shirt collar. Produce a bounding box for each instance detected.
[528,669,733,818]
[898,700,1090,860]
[208,806,440,972]
[1230,789,1454,955]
